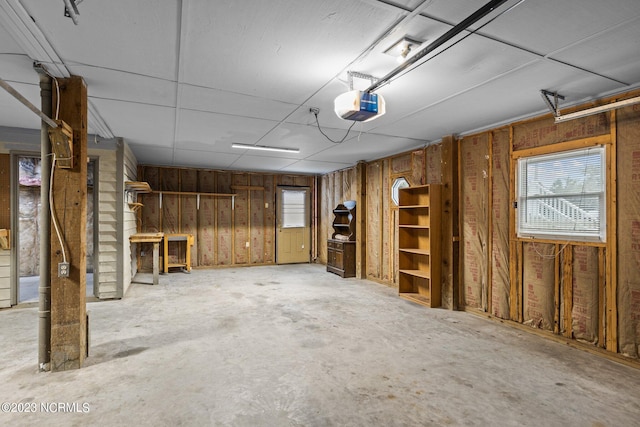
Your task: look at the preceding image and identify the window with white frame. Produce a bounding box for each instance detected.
[516,146,606,242]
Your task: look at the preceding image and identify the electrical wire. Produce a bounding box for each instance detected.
[49,153,68,264]
[313,111,357,144]
[39,65,61,120]
[531,241,569,259]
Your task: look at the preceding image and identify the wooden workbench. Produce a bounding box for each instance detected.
[129,232,164,285]
[163,233,194,273]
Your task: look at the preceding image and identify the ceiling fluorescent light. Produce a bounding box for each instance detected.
[554,95,640,123]
[232,143,299,153]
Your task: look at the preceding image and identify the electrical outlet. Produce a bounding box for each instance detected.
[58,262,70,278]
[245,241,250,248]
[309,107,320,115]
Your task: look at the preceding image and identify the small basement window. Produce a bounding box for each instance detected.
[516,146,606,242]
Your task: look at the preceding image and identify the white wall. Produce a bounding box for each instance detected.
[121,141,138,296]
[90,147,119,299]
[0,249,10,308]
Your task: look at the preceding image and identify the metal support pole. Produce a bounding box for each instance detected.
[36,68,52,372]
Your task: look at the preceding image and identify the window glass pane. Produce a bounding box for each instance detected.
[282,190,306,228]
[517,146,605,242]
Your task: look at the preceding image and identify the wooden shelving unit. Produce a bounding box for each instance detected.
[397,185,441,308]
[327,203,356,278]
[125,181,152,212]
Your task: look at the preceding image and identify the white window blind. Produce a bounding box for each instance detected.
[517,146,606,242]
[281,189,307,228]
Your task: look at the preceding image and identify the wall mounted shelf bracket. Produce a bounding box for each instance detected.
[540,89,565,117]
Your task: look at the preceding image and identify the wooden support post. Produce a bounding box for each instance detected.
[598,247,606,348]
[554,244,561,335]
[152,242,160,285]
[441,135,459,309]
[355,161,367,279]
[487,132,494,314]
[508,126,522,322]
[50,76,88,371]
[606,110,618,352]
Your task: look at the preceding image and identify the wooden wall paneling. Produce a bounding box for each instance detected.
[512,113,609,151]
[161,167,179,191]
[279,175,295,186]
[333,171,341,208]
[606,109,618,352]
[180,169,198,267]
[161,168,180,266]
[342,168,353,202]
[356,161,366,278]
[250,174,265,264]
[161,168,179,233]
[509,126,521,322]
[440,136,458,309]
[263,174,275,264]
[216,172,232,265]
[487,132,494,315]
[366,162,381,279]
[426,143,442,184]
[232,173,249,265]
[382,159,391,282]
[319,174,330,265]
[390,152,412,180]
[180,168,198,192]
[198,170,216,266]
[598,247,606,348]
[411,149,426,186]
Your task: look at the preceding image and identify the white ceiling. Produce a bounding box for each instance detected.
[1,0,639,174]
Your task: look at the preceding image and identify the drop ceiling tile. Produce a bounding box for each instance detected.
[21,0,180,80]
[92,99,175,148]
[67,65,177,107]
[384,60,625,140]
[177,109,277,147]
[181,0,404,102]
[179,84,296,122]
[128,144,174,167]
[0,82,41,129]
[306,133,425,164]
[549,21,640,85]
[228,154,300,172]
[279,160,354,174]
[172,149,240,170]
[479,0,640,55]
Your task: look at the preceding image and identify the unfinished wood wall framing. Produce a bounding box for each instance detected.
[319,150,431,284]
[137,166,312,269]
[318,90,640,360]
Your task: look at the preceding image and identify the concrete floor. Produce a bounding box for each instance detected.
[1,264,639,426]
[18,273,94,303]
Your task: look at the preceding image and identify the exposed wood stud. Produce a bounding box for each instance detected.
[562,245,573,339]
